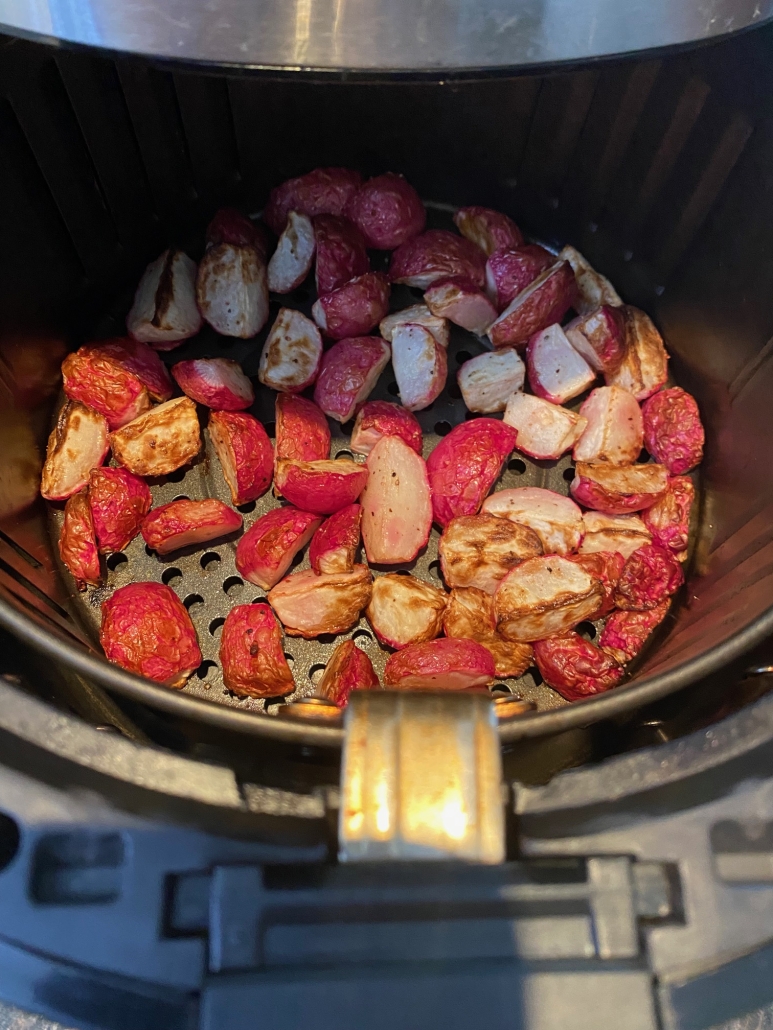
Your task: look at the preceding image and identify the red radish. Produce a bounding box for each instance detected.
[62,348,150,430]
[391,323,448,412]
[259,308,323,394]
[487,261,577,349]
[196,243,269,339]
[642,387,704,475]
[41,402,109,501]
[59,491,101,590]
[426,418,517,529]
[424,275,498,335]
[208,411,273,506]
[315,640,379,707]
[312,272,390,340]
[275,394,331,463]
[643,476,694,558]
[366,573,447,649]
[110,397,201,477]
[559,245,622,315]
[309,504,362,574]
[313,214,370,295]
[346,172,426,249]
[219,603,295,697]
[142,499,242,555]
[579,511,651,559]
[313,336,390,423]
[571,461,668,515]
[206,208,268,257]
[389,230,487,290]
[379,304,449,348]
[100,582,201,687]
[88,338,173,402]
[265,167,362,236]
[534,633,624,700]
[527,324,596,404]
[360,435,432,564]
[495,555,603,642]
[565,550,625,617]
[88,468,151,553]
[268,565,372,638]
[600,602,671,664]
[267,211,316,293]
[172,357,254,411]
[126,248,202,348]
[485,245,554,310]
[453,206,524,255]
[614,542,684,611]
[350,401,423,457]
[457,349,525,414]
[565,305,626,374]
[384,638,495,690]
[573,385,644,465]
[235,507,322,590]
[606,306,669,401]
[439,513,543,593]
[482,487,584,556]
[503,392,587,460]
[275,459,367,515]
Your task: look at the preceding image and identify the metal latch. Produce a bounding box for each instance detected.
[338,691,505,863]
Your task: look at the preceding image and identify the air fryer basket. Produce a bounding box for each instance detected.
[1,29,773,747]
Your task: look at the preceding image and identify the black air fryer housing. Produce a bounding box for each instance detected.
[1,16,773,1030]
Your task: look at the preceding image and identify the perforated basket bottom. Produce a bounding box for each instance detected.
[48,208,690,720]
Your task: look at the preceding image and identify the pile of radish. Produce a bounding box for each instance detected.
[40,166,705,707]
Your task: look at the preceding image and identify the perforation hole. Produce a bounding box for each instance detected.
[172,495,189,503]
[508,459,527,475]
[167,468,187,483]
[106,553,128,572]
[318,633,337,644]
[336,449,354,460]
[209,617,225,637]
[237,501,256,514]
[428,560,442,581]
[352,629,373,647]
[223,576,244,597]
[434,421,452,437]
[183,594,204,612]
[309,664,326,686]
[284,653,295,670]
[291,550,305,568]
[200,552,221,571]
[387,381,399,396]
[563,467,576,482]
[162,567,182,586]
[577,622,597,641]
[144,545,154,557]
[264,421,276,438]
[196,660,218,680]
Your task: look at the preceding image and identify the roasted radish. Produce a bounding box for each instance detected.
[259,308,323,394]
[350,401,423,457]
[172,357,254,411]
[89,468,151,553]
[642,476,694,557]
[482,487,583,556]
[315,639,380,707]
[196,243,269,338]
[309,504,362,574]
[275,394,331,463]
[533,633,624,700]
[600,602,671,664]
[571,461,668,515]
[268,565,372,638]
[366,573,446,649]
[206,208,268,257]
[312,272,390,340]
[578,511,651,559]
[573,385,644,465]
[219,603,294,697]
[89,338,173,402]
[606,306,668,401]
[235,507,322,590]
[141,499,242,555]
[453,206,524,255]
[313,336,390,423]
[426,418,517,528]
[391,323,448,412]
[565,305,626,374]
[503,392,587,460]
[565,550,625,617]
[110,396,201,477]
[527,324,596,404]
[383,638,495,690]
[614,542,684,611]
[314,214,370,295]
[126,248,202,348]
[267,211,316,293]
[439,513,542,593]
[485,245,554,310]
[457,349,525,414]
[442,585,497,640]
[59,492,101,590]
[62,348,150,430]
[424,276,498,335]
[346,172,426,249]
[100,582,201,687]
[379,304,449,349]
[208,411,273,506]
[642,387,704,475]
[558,246,622,315]
[360,435,432,564]
[488,262,577,349]
[41,402,109,501]
[495,556,604,642]
[275,459,367,515]
[388,230,487,290]
[265,167,362,236]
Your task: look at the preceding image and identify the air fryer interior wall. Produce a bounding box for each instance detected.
[1,27,773,747]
